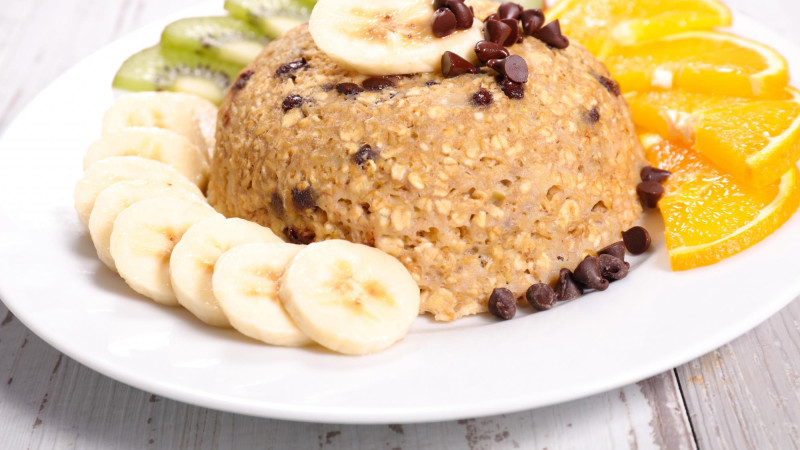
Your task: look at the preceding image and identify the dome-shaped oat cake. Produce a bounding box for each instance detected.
[208,12,645,321]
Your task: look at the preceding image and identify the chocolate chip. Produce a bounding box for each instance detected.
[441,51,477,78]
[497,75,525,99]
[291,187,316,210]
[500,19,521,46]
[484,19,513,45]
[446,0,474,29]
[598,75,621,96]
[521,9,545,35]
[532,20,569,49]
[475,40,509,64]
[275,58,307,78]
[586,106,600,123]
[233,70,254,90]
[641,166,672,183]
[487,55,528,83]
[598,241,626,261]
[270,192,285,218]
[622,226,651,255]
[484,13,499,22]
[488,287,516,320]
[573,256,609,291]
[425,80,439,87]
[434,0,450,8]
[336,82,364,96]
[497,2,523,20]
[471,87,493,106]
[598,254,629,281]
[526,283,557,311]
[283,227,315,245]
[362,76,396,91]
[433,8,458,37]
[281,95,304,112]
[637,181,664,208]
[353,144,377,165]
[555,268,583,301]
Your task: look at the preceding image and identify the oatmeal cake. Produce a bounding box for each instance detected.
[208,9,645,321]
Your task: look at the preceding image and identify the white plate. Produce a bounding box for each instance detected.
[1,2,799,424]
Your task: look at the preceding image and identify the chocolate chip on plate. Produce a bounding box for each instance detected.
[598,254,629,281]
[598,241,626,261]
[336,82,364,96]
[497,2,523,20]
[433,8,458,37]
[521,9,545,35]
[573,256,609,291]
[526,283,557,311]
[362,76,396,91]
[275,58,308,78]
[598,75,621,96]
[446,0,474,29]
[555,268,583,301]
[353,144,377,165]
[233,70,254,90]
[442,51,477,77]
[498,76,525,99]
[488,287,516,319]
[471,87,493,106]
[475,40,510,64]
[622,226,651,255]
[637,180,664,208]
[487,55,528,83]
[641,166,672,183]
[500,18,521,46]
[484,19,513,45]
[532,20,569,49]
[281,94,304,112]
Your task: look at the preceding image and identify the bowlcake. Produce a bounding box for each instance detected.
[208,12,645,321]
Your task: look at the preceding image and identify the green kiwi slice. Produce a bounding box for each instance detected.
[161,16,268,66]
[224,0,316,40]
[112,46,242,105]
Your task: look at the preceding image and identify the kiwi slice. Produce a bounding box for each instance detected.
[161,16,268,66]
[112,46,242,105]
[224,0,316,40]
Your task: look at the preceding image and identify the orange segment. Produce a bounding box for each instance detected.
[605,31,790,98]
[641,134,800,270]
[546,0,731,57]
[627,88,800,188]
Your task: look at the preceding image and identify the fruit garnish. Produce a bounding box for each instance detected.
[161,16,268,66]
[628,88,800,188]
[546,0,731,57]
[604,31,790,98]
[641,133,800,270]
[225,0,315,40]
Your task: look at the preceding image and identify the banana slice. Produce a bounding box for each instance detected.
[110,197,220,305]
[279,239,420,355]
[74,156,203,226]
[102,92,217,158]
[309,0,483,75]
[89,179,207,271]
[170,217,284,327]
[213,242,311,346]
[84,127,210,189]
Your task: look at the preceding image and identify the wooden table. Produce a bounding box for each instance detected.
[2,0,799,448]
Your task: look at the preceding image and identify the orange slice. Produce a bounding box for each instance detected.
[641,134,800,270]
[605,31,790,98]
[546,0,731,57]
[627,88,800,188]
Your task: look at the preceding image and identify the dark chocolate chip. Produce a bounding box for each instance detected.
[471,87,493,106]
[283,227,315,245]
[233,70,254,90]
[425,80,439,87]
[433,8,458,37]
[598,254,629,281]
[270,192,285,218]
[487,55,528,83]
[598,75,621,96]
[362,76,396,91]
[555,268,583,301]
[622,226,651,255]
[598,241,626,261]
[484,19,513,45]
[446,0,474,29]
[521,9,545,35]
[434,0,450,9]
[275,58,307,78]
[336,82,364,96]
[488,287,516,320]
[532,20,569,49]
[498,75,525,99]
[586,106,600,123]
[526,283,557,311]
[641,166,672,183]
[573,256,609,291]
[475,40,509,64]
[441,51,477,78]
[353,144,377,165]
[500,18,521,46]
[637,181,664,208]
[497,2,523,20]
[281,95,304,112]
[291,187,316,210]
[484,13,499,22]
